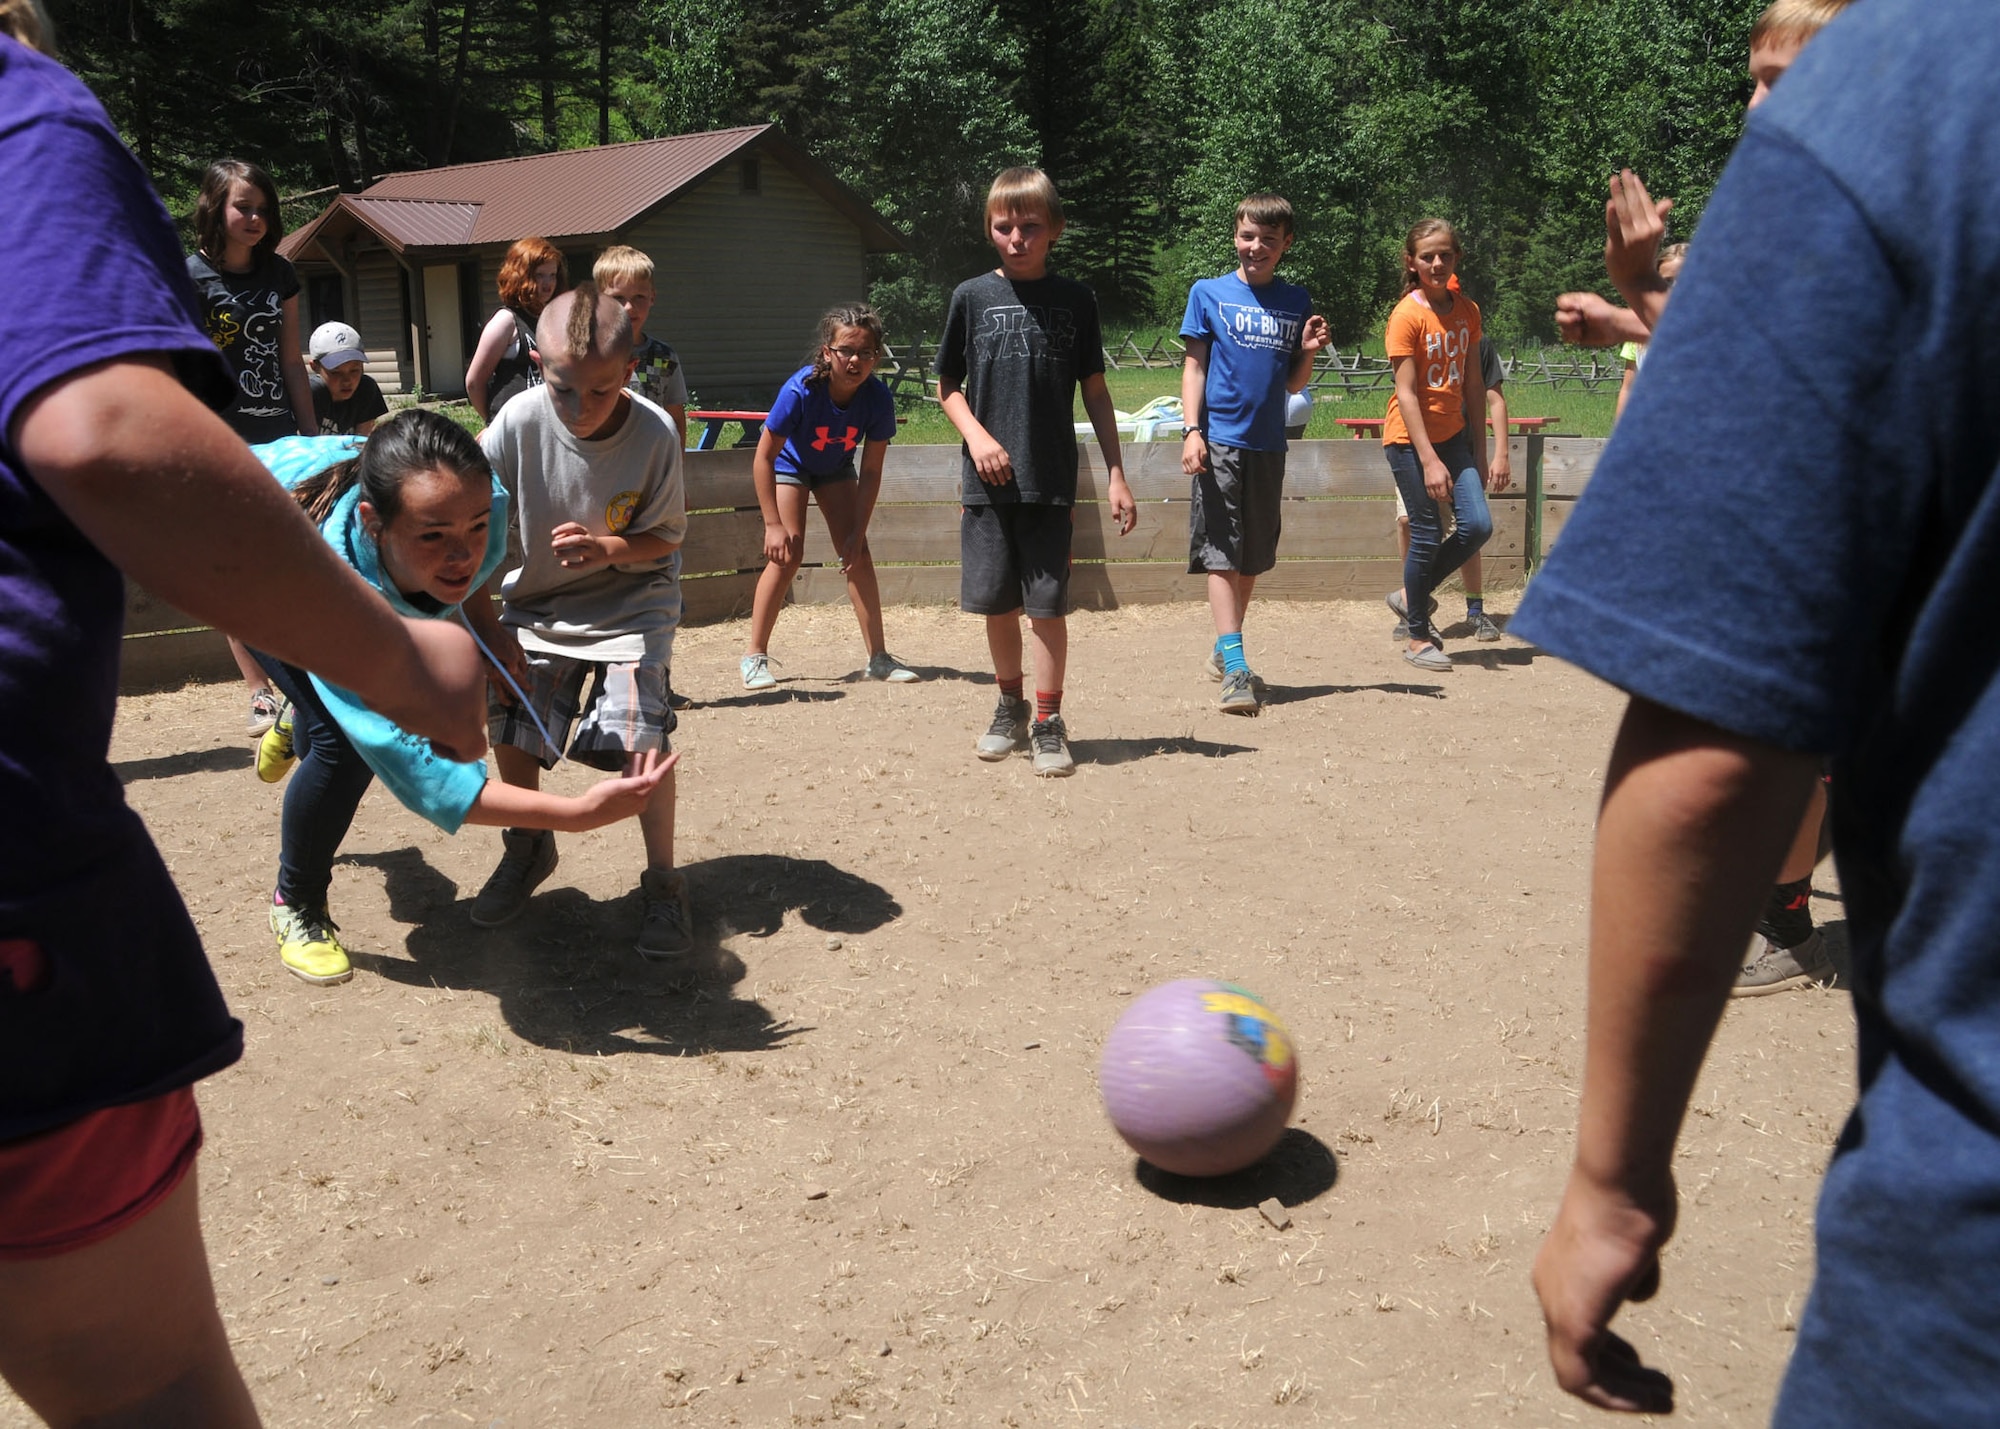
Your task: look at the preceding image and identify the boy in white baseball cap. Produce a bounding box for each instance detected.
[307,320,388,435]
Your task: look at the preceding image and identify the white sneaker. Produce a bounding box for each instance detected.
[740,653,778,690]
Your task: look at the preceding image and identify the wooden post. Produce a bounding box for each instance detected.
[1525,432,1546,573]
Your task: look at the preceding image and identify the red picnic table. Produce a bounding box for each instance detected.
[689,410,768,450]
[1333,415,1556,440]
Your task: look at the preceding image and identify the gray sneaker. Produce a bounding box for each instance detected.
[1201,650,1267,692]
[1219,668,1261,715]
[1469,611,1502,642]
[636,867,693,960]
[1385,589,1440,624]
[1402,642,1453,673]
[1391,619,1411,642]
[469,828,557,927]
[976,696,1032,761]
[1732,929,1832,997]
[866,650,920,682]
[740,652,778,690]
[1031,714,1075,777]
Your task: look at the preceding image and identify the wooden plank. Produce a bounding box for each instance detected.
[1541,437,1603,498]
[677,437,1543,510]
[124,585,206,637]
[680,571,760,624]
[1542,498,1580,551]
[686,489,1525,575]
[790,557,1522,612]
[119,628,239,694]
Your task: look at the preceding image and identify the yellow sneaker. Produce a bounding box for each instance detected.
[256,706,296,783]
[270,899,352,985]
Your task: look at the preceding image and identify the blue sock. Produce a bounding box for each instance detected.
[1218,632,1248,676]
[1466,595,1485,617]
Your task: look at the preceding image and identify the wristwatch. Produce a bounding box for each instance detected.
[1180,425,1201,439]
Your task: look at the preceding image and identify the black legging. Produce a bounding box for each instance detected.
[252,652,375,912]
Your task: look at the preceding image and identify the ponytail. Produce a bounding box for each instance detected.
[807,302,885,388]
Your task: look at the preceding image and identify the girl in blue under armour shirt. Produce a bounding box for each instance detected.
[739,304,915,689]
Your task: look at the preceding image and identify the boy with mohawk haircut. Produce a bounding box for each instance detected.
[473,281,693,958]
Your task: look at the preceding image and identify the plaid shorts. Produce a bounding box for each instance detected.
[489,649,674,772]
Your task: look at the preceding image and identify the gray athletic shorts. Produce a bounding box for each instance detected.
[490,649,674,772]
[774,460,858,491]
[960,503,1073,619]
[1189,442,1285,576]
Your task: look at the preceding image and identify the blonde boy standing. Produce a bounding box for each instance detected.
[594,245,688,442]
[938,167,1136,776]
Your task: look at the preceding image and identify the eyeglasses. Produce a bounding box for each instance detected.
[828,345,878,361]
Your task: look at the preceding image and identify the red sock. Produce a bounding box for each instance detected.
[1035,690,1062,721]
[999,676,1024,702]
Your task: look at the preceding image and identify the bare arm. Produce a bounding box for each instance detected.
[1463,357,1487,478]
[280,295,316,437]
[1288,314,1330,393]
[1485,382,1511,490]
[939,375,1012,486]
[752,426,796,567]
[15,357,486,760]
[1532,696,1819,1415]
[1179,343,1209,476]
[1555,292,1654,348]
[464,309,517,423]
[1079,373,1135,536]
[1392,356,1451,501]
[466,750,675,831]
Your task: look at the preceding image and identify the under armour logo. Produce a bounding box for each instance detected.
[810,426,860,452]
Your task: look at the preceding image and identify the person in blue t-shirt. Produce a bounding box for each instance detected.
[1519,2,2000,1421]
[740,304,914,688]
[1180,195,1330,714]
[248,416,672,988]
[0,27,486,1424]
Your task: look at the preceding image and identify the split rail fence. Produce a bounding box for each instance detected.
[118,436,1605,692]
[878,335,1627,402]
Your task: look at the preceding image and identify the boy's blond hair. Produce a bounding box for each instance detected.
[592,244,655,290]
[1749,0,1857,49]
[986,167,1064,235]
[1234,194,1295,238]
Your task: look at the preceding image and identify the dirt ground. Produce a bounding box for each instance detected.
[8,599,1856,1428]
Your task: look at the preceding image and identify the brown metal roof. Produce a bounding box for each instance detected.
[281,126,904,261]
[345,197,482,248]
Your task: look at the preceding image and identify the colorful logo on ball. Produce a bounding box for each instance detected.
[1202,985,1295,1089]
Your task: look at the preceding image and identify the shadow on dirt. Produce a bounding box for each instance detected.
[114,744,254,783]
[341,848,902,1057]
[1131,1127,1339,1209]
[1071,736,1256,766]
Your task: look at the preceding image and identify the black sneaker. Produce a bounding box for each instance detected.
[976,696,1032,761]
[470,828,557,926]
[1030,715,1075,777]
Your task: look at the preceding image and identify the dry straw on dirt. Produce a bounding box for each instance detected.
[9,600,1854,1427]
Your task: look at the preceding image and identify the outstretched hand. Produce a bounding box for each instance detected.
[1532,1167,1678,1415]
[1554,291,1651,348]
[575,749,678,826]
[1605,170,1673,307]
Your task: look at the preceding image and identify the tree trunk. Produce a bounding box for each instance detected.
[597,1,612,147]
[536,0,558,147]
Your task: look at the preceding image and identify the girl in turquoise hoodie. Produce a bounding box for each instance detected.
[252,410,671,986]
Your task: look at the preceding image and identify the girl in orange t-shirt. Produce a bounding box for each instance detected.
[1381,219,1493,671]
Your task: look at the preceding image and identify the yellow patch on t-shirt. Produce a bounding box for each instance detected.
[605,490,640,533]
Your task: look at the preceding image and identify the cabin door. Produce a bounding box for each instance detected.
[422,264,466,396]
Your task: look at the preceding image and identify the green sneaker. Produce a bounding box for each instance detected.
[271,898,352,986]
[256,705,296,783]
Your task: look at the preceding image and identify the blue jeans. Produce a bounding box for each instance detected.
[254,652,375,912]
[1385,432,1492,643]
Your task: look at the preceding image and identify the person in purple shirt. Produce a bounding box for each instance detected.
[740,303,917,688]
[0,26,486,1424]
